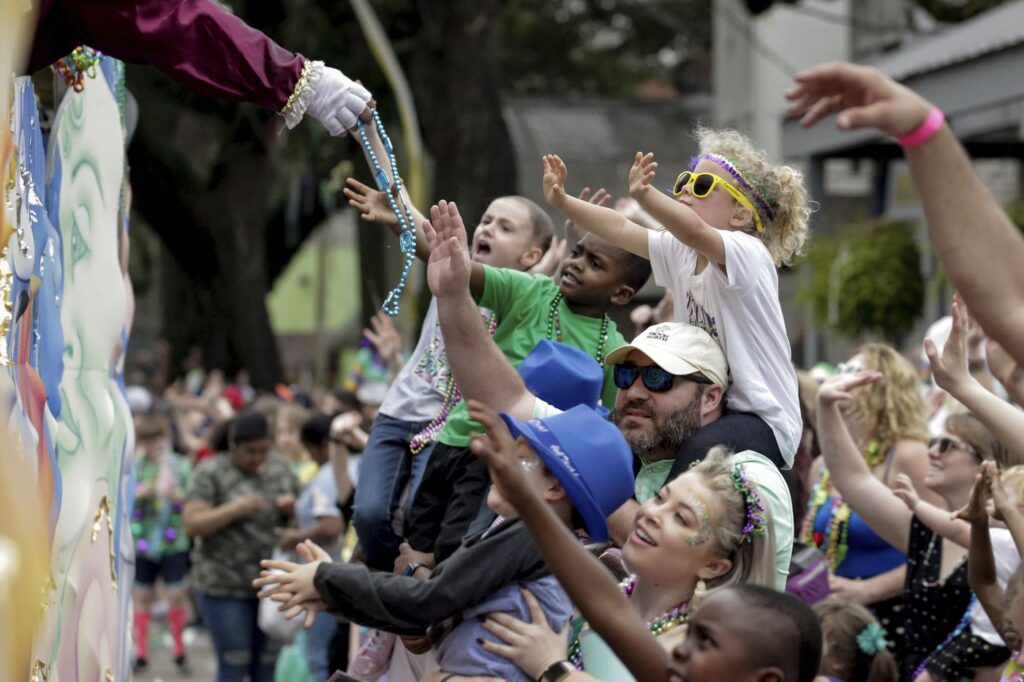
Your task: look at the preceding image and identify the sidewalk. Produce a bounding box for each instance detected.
[134,622,216,681]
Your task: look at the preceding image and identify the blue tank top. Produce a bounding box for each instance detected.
[811,499,906,578]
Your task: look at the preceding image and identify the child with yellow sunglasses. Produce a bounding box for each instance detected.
[541,127,812,470]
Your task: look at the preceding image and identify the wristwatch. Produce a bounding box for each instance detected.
[404,562,427,577]
[538,660,575,682]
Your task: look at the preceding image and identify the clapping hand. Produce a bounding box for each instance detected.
[952,464,993,527]
[254,540,331,628]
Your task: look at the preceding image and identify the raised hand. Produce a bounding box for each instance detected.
[986,462,1014,522]
[541,155,569,209]
[423,202,472,299]
[817,370,883,408]
[565,187,611,244]
[925,299,972,394]
[892,473,921,512]
[628,152,657,201]
[364,311,403,369]
[952,466,992,526]
[467,399,534,507]
[343,177,399,229]
[528,236,566,278]
[786,61,933,137]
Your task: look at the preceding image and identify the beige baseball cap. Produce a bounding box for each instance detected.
[604,322,729,387]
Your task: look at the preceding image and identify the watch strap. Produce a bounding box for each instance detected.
[538,660,575,682]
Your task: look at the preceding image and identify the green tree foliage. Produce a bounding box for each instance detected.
[496,0,712,95]
[798,222,924,341]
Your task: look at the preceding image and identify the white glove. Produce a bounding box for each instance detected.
[306,66,373,137]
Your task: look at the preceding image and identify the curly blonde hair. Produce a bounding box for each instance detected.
[695,126,813,267]
[846,343,929,457]
[688,447,777,590]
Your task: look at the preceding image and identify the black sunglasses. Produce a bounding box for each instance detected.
[613,364,712,393]
[929,435,980,458]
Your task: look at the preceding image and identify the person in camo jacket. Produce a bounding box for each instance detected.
[184,411,301,682]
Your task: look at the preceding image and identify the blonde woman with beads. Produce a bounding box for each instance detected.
[543,127,811,470]
[803,343,934,658]
[432,415,779,682]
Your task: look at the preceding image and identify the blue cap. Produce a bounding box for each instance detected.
[499,405,634,542]
[518,340,603,411]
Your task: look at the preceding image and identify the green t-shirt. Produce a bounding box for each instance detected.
[438,265,626,447]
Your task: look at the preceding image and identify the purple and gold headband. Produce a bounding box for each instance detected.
[729,464,767,542]
[690,153,777,226]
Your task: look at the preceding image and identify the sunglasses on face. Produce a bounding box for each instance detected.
[672,171,765,234]
[929,435,980,458]
[613,364,712,393]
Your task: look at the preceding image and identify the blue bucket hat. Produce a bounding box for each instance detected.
[499,405,634,542]
[518,340,604,412]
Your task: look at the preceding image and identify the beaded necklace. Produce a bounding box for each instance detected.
[355,111,417,317]
[567,576,688,670]
[545,292,610,362]
[801,441,882,571]
[911,595,976,681]
[51,46,102,92]
[409,311,498,453]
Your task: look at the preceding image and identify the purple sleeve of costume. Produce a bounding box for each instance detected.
[30,0,304,111]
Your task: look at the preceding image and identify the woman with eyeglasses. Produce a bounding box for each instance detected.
[803,344,932,660]
[817,365,1018,681]
[541,126,810,470]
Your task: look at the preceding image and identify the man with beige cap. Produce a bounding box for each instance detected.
[425,231,792,587]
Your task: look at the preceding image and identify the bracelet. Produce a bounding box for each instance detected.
[537,660,575,682]
[898,106,944,150]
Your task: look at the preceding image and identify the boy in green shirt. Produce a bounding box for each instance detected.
[401,199,651,569]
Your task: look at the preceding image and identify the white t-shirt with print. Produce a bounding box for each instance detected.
[647,229,801,467]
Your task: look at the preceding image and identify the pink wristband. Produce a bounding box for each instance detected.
[898,106,944,150]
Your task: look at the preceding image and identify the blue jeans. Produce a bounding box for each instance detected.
[197,593,280,682]
[352,413,432,570]
[306,611,336,681]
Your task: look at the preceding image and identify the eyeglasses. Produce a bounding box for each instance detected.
[613,364,712,393]
[929,435,980,458]
[672,171,765,234]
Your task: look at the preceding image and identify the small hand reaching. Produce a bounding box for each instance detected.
[564,187,611,244]
[541,155,569,209]
[952,465,992,526]
[892,473,921,512]
[343,177,400,230]
[467,400,534,508]
[628,152,657,201]
[364,311,403,369]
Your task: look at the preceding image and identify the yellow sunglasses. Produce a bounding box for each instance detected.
[672,171,765,233]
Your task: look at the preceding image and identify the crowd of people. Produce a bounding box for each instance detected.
[126,61,1024,682]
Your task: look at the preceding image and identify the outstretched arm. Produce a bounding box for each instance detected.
[424,217,535,421]
[542,155,650,258]
[817,372,913,552]
[628,152,727,266]
[927,301,1024,461]
[467,401,669,682]
[893,473,970,548]
[788,61,1024,365]
[344,177,431,262]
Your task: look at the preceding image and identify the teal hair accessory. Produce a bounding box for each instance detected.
[856,622,888,656]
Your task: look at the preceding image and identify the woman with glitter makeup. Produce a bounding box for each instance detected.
[443,437,780,682]
[803,343,934,658]
[816,368,1017,682]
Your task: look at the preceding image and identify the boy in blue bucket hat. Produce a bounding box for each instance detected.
[255,400,633,681]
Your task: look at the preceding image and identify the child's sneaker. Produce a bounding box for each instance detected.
[347,628,396,680]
